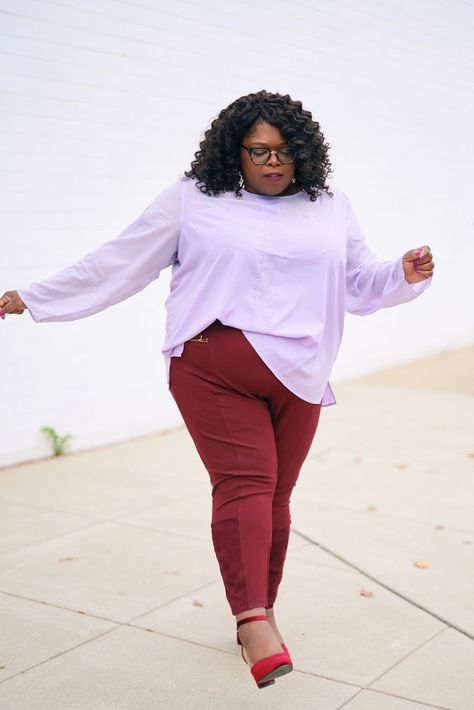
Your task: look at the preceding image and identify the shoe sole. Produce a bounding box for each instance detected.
[258,663,293,684]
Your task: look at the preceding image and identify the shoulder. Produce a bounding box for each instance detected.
[320,182,351,214]
[154,174,228,221]
[147,175,196,220]
[324,182,348,202]
[148,176,182,207]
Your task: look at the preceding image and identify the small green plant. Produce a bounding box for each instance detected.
[41,426,74,456]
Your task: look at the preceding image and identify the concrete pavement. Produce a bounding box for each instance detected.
[1,344,473,709]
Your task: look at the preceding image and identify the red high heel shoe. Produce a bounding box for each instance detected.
[236,615,293,689]
[236,607,291,658]
[236,630,290,656]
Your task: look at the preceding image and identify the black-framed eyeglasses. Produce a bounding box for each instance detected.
[241,144,296,165]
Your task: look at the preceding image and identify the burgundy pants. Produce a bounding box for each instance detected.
[168,319,321,615]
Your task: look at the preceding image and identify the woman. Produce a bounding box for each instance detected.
[0,90,435,689]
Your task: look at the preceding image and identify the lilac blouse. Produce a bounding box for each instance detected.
[17,175,432,405]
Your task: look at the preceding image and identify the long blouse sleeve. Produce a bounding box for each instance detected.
[344,194,432,316]
[17,180,182,323]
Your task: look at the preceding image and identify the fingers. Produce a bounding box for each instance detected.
[417,267,434,278]
[407,246,433,266]
[0,291,26,316]
[416,254,434,268]
[0,295,12,318]
[417,246,430,259]
[415,246,432,263]
[415,247,435,277]
[0,308,25,318]
[416,264,434,278]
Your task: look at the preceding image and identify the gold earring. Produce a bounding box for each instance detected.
[237,170,245,189]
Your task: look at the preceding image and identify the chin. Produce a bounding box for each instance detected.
[264,181,291,193]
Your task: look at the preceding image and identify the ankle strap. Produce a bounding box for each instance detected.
[236,614,268,629]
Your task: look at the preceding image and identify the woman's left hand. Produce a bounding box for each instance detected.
[402,246,435,284]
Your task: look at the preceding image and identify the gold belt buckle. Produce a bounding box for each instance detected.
[189,335,209,342]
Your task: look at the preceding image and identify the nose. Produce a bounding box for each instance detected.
[266,150,282,167]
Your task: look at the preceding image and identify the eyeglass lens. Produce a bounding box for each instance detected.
[250,148,295,164]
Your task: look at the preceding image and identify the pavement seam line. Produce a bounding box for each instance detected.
[0,578,221,686]
[291,528,474,641]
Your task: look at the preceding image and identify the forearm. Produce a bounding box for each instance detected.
[346,254,432,316]
[18,256,108,322]
[15,193,181,323]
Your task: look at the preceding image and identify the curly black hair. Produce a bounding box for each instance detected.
[183,89,333,202]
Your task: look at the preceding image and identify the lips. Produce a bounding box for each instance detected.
[263,173,283,181]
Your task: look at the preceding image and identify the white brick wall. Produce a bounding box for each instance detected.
[1,0,473,466]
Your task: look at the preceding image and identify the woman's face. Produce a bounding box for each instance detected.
[239,121,297,196]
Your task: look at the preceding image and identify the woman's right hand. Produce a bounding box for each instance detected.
[0,290,27,319]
